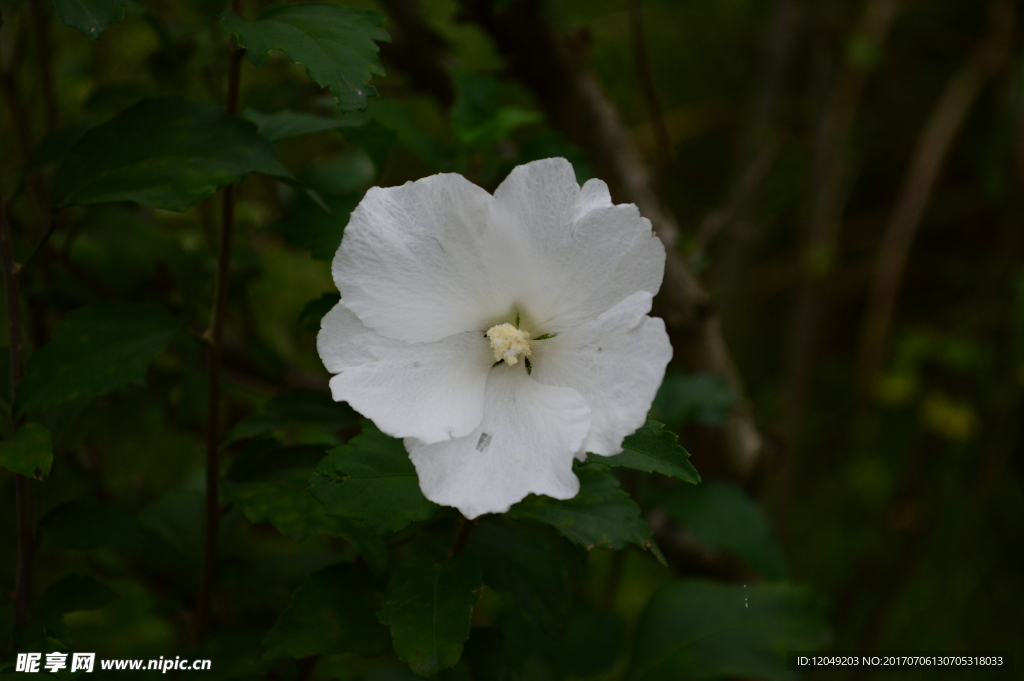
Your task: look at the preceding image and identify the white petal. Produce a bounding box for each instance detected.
[317,302,491,444]
[406,366,591,519]
[492,158,666,332]
[531,291,672,456]
[334,174,514,343]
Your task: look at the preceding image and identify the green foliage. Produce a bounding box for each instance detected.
[652,372,736,428]
[35,575,117,642]
[40,498,149,553]
[378,553,483,676]
[310,423,438,534]
[223,3,390,112]
[16,302,180,418]
[452,71,541,148]
[223,388,358,445]
[466,521,570,635]
[0,423,53,479]
[52,0,130,40]
[242,107,349,142]
[263,563,390,659]
[53,97,291,211]
[299,292,341,332]
[509,464,665,563]
[271,191,359,261]
[658,482,788,580]
[590,419,701,484]
[628,581,830,681]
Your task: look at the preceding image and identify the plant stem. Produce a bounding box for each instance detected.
[1,198,32,651]
[447,516,475,558]
[196,1,246,641]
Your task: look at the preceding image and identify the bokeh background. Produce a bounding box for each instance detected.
[1,0,1022,679]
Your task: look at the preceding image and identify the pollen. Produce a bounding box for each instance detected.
[486,323,532,366]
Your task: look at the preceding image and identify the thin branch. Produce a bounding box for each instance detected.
[197,0,246,641]
[628,0,672,170]
[857,0,1015,392]
[1,198,32,651]
[0,10,34,162]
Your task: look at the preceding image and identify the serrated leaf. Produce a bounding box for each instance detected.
[223,3,390,112]
[223,388,358,445]
[15,302,181,417]
[35,575,116,641]
[263,563,390,659]
[628,581,830,681]
[242,107,349,142]
[589,420,700,485]
[466,522,570,635]
[53,97,292,210]
[379,553,483,676]
[0,423,53,479]
[310,423,438,534]
[657,482,788,580]
[270,191,359,260]
[508,465,664,563]
[53,0,130,39]
[40,498,149,553]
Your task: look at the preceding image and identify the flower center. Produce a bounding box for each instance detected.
[485,323,532,366]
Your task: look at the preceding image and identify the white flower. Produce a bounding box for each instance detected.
[317,158,672,519]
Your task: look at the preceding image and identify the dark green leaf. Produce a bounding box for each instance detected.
[35,575,116,640]
[53,97,292,210]
[223,4,390,112]
[589,420,700,485]
[652,372,736,427]
[343,119,396,174]
[628,581,830,681]
[508,465,664,563]
[40,498,149,553]
[242,107,349,142]
[310,423,438,534]
[223,388,358,445]
[225,439,328,482]
[379,553,483,676]
[263,563,390,659]
[224,470,356,541]
[559,608,624,678]
[657,482,788,580]
[16,302,181,417]
[53,0,130,39]
[451,71,540,148]
[299,292,341,333]
[271,191,360,260]
[466,522,570,635]
[0,423,53,479]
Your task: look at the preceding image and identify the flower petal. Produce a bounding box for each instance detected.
[532,291,672,457]
[334,173,513,343]
[406,366,591,519]
[492,158,666,332]
[318,302,491,444]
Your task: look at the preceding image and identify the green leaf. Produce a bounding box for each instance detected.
[589,420,700,484]
[223,3,390,112]
[53,97,292,211]
[299,292,341,333]
[263,563,390,659]
[628,581,830,681]
[242,107,349,142]
[508,465,664,563]
[452,71,541,148]
[40,498,149,553]
[0,423,53,479]
[466,521,570,635]
[379,553,483,676]
[224,388,358,445]
[343,119,396,175]
[657,482,788,580]
[35,575,116,641]
[652,371,736,427]
[15,302,181,417]
[270,191,360,261]
[53,0,130,40]
[310,423,438,535]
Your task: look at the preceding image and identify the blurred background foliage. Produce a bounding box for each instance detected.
[0,0,1021,679]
